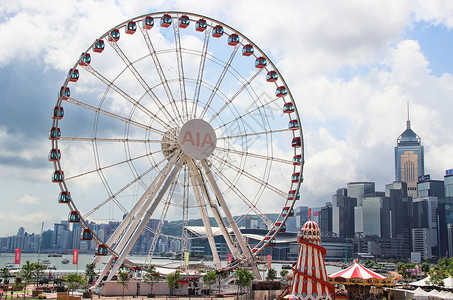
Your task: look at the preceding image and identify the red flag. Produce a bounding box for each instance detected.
[308,208,312,220]
[267,254,272,268]
[73,249,79,265]
[227,253,232,263]
[14,248,21,265]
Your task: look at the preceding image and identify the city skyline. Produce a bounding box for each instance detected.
[1,1,453,236]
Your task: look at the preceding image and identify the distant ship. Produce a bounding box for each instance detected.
[62,258,70,264]
[48,254,62,257]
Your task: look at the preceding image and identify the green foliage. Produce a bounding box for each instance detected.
[280,269,289,280]
[143,265,161,295]
[215,269,230,294]
[166,270,181,296]
[234,268,254,295]
[118,270,130,298]
[266,268,277,281]
[85,263,97,283]
[203,270,217,295]
[63,273,87,295]
[0,268,10,285]
[421,262,430,273]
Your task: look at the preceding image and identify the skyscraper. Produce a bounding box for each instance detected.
[395,105,424,198]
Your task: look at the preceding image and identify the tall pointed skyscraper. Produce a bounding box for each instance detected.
[395,104,424,198]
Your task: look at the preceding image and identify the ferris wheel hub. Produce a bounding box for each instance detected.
[179,119,216,160]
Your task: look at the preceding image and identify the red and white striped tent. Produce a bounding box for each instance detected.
[329,262,395,286]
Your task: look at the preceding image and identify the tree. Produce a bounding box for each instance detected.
[0,268,10,287]
[233,268,254,295]
[215,270,230,295]
[166,270,181,296]
[117,270,130,298]
[19,261,35,299]
[63,273,87,295]
[266,268,277,281]
[32,263,46,290]
[280,269,289,281]
[143,265,161,296]
[202,270,217,295]
[85,263,97,284]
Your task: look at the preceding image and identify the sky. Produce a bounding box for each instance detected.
[1,0,453,237]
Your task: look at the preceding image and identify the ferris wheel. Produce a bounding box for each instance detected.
[49,11,304,282]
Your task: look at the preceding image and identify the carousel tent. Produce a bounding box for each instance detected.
[329,262,394,286]
[410,275,431,287]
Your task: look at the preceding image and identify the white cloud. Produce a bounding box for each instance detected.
[17,194,41,204]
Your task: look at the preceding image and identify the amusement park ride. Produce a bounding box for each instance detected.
[49,12,304,287]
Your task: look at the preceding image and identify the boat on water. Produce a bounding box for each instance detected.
[48,253,62,257]
[62,258,70,264]
[5,263,16,269]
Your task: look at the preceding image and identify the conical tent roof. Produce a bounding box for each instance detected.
[330,262,386,280]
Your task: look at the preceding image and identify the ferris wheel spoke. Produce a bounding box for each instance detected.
[107,40,179,124]
[208,68,263,124]
[217,128,290,141]
[172,20,188,122]
[209,161,273,227]
[139,26,184,125]
[66,149,163,182]
[60,136,164,144]
[211,153,287,198]
[198,44,240,119]
[80,64,169,129]
[64,96,165,136]
[215,146,293,165]
[215,95,282,131]
[192,26,212,119]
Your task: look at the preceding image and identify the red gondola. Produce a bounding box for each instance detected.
[264,236,276,247]
[195,19,207,32]
[255,57,267,68]
[287,190,297,200]
[125,21,137,34]
[293,154,302,166]
[79,53,91,66]
[212,25,224,37]
[266,71,278,82]
[282,207,294,217]
[95,244,108,256]
[283,102,294,113]
[68,211,80,223]
[276,86,288,97]
[143,16,154,29]
[52,170,64,183]
[160,14,172,28]
[68,69,79,82]
[49,127,61,140]
[58,191,71,203]
[179,15,190,28]
[93,40,105,53]
[292,172,300,183]
[59,87,70,99]
[81,229,93,241]
[228,34,239,46]
[291,137,301,148]
[52,106,64,120]
[288,119,299,130]
[242,44,254,56]
[275,222,286,233]
[48,149,61,162]
[108,29,120,42]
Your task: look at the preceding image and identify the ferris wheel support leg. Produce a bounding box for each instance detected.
[187,159,222,269]
[193,164,241,260]
[200,160,261,278]
[92,156,179,288]
[106,155,185,281]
